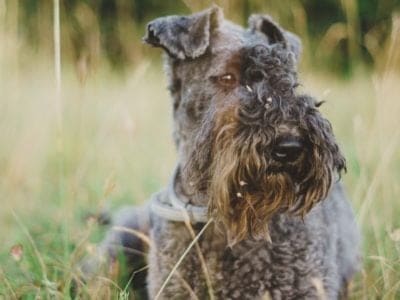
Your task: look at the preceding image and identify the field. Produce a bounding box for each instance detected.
[0,60,399,299]
[1,6,400,300]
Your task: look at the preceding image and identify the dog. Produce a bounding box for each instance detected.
[78,6,360,299]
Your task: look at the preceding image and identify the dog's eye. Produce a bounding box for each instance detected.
[217,73,237,86]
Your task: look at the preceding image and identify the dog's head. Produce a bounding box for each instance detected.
[144,6,345,244]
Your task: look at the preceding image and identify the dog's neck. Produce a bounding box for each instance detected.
[146,165,208,224]
[173,165,209,207]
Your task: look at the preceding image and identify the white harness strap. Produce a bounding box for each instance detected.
[150,188,208,223]
[149,168,208,223]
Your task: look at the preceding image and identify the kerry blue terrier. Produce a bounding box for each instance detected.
[79,6,360,299]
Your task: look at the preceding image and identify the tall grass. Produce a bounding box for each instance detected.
[0,1,399,299]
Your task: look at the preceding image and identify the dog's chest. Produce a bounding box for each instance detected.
[148,215,334,300]
[209,230,323,299]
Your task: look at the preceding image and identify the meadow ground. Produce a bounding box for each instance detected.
[0,59,399,298]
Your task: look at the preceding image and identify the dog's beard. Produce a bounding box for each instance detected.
[205,122,337,245]
[183,100,344,245]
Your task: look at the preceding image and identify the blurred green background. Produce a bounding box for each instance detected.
[6,0,400,75]
[0,0,400,299]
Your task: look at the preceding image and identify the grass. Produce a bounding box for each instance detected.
[0,11,399,300]
[0,61,176,298]
[0,60,399,299]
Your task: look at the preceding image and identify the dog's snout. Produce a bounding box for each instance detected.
[273,137,303,162]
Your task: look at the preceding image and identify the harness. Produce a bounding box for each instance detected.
[150,168,208,223]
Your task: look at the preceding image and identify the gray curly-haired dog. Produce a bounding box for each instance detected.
[79,6,360,300]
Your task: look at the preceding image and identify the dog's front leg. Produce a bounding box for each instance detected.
[74,204,151,298]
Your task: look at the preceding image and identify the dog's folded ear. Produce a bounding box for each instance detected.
[143,6,222,60]
[248,15,302,61]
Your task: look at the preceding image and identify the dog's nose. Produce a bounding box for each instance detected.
[272,137,303,162]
